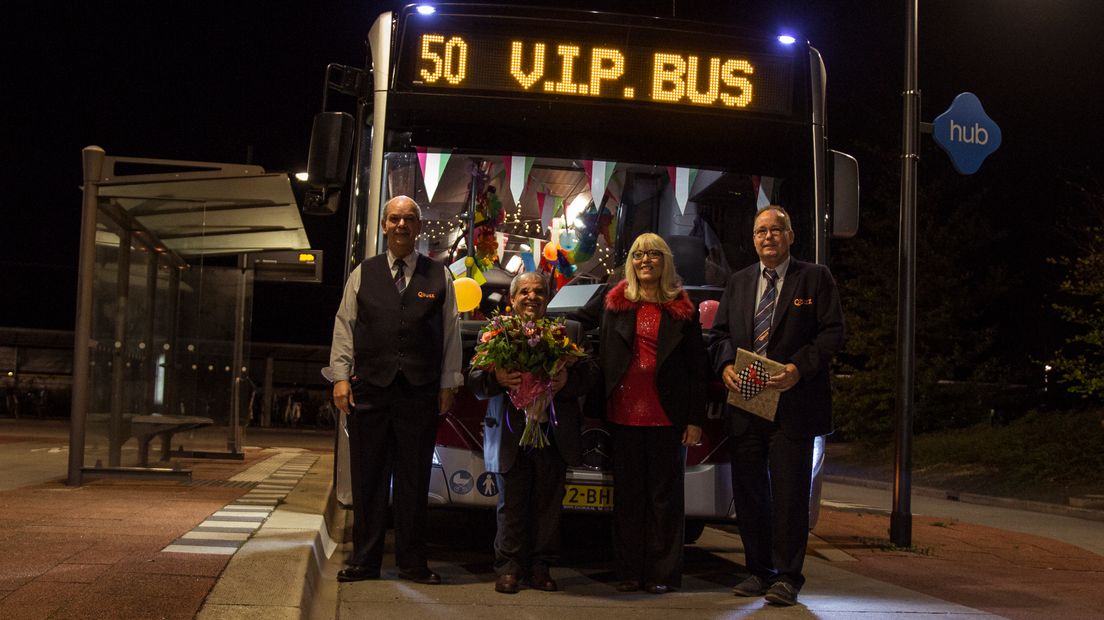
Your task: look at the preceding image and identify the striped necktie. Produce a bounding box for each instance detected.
[394,259,406,294]
[753,268,778,356]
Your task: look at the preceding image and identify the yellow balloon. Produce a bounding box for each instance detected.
[453,277,483,312]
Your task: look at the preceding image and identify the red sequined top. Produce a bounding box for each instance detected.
[608,302,672,426]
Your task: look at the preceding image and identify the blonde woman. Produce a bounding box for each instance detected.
[598,232,707,594]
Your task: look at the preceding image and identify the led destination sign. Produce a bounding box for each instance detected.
[399,23,795,115]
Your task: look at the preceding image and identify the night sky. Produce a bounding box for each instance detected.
[4,0,1102,344]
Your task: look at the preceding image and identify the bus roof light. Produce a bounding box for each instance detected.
[416,5,436,16]
[777,34,797,45]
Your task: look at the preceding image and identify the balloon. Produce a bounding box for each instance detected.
[558,229,578,250]
[698,300,720,329]
[453,277,483,312]
[542,239,559,262]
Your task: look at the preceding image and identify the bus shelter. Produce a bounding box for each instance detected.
[68,146,311,484]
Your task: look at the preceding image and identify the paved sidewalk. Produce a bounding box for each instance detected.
[811,502,1104,619]
[0,423,338,620]
[0,420,1101,619]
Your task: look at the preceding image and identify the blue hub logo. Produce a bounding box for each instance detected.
[933,92,1002,175]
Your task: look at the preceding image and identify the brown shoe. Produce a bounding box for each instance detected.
[527,569,558,592]
[495,573,520,594]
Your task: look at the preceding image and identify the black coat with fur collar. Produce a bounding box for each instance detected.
[598,280,708,430]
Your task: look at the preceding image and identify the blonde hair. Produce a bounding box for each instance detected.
[624,233,682,303]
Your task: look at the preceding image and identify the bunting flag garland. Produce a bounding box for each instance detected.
[416,147,451,203]
[503,154,535,206]
[582,160,617,210]
[667,166,700,215]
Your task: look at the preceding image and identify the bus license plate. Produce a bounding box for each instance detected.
[563,484,613,511]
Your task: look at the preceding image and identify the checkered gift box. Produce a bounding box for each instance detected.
[738,360,770,400]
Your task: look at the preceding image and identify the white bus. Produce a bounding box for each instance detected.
[310,3,858,540]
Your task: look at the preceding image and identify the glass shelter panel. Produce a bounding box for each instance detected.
[81,227,254,470]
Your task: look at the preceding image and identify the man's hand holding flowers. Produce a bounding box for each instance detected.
[471,314,586,448]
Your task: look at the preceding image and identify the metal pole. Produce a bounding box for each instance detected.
[109,228,132,467]
[229,254,248,453]
[262,355,274,427]
[144,257,158,412]
[69,146,105,484]
[892,0,919,547]
[465,158,485,266]
[163,267,181,415]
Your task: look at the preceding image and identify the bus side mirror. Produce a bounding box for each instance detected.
[829,149,859,239]
[306,111,355,190]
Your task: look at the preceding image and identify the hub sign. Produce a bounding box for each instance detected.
[933,92,1002,175]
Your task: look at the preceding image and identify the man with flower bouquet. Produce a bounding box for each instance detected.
[467,272,597,594]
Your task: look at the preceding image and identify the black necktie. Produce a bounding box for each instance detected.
[753,268,778,356]
[394,259,406,294]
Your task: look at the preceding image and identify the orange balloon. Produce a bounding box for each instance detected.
[542,240,559,262]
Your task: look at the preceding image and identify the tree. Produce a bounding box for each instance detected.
[1050,224,1104,400]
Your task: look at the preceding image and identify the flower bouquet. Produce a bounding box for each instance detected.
[470,314,586,447]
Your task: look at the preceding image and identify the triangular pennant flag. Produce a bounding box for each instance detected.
[756,175,774,210]
[471,265,487,285]
[538,191,561,234]
[667,166,700,215]
[505,154,534,207]
[416,147,451,203]
[583,160,616,210]
[541,195,564,233]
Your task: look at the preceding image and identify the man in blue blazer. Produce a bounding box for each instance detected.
[467,272,598,594]
[710,205,845,606]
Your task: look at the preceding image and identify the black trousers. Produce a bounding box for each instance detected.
[346,375,439,571]
[494,439,567,576]
[611,424,685,587]
[729,415,814,589]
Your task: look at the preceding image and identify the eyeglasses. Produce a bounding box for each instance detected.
[631,250,664,261]
[753,226,789,239]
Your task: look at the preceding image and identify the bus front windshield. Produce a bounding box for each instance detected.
[381,150,810,298]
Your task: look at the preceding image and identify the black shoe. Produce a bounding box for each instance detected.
[764,581,799,606]
[616,580,641,592]
[337,565,380,582]
[398,567,442,585]
[732,574,767,597]
[644,583,670,594]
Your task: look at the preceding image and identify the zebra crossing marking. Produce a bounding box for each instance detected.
[161,453,318,556]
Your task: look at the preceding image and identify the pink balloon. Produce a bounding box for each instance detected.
[698,299,719,329]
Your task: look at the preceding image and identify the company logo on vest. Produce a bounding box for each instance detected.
[933,92,1002,175]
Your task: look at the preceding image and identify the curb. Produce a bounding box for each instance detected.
[197,453,346,619]
[824,474,1104,523]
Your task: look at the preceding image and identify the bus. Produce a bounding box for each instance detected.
[309,3,859,539]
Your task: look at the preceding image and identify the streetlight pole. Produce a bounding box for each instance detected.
[892,0,919,547]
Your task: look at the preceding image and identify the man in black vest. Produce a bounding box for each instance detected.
[710,205,845,606]
[467,272,597,594]
[329,195,462,585]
